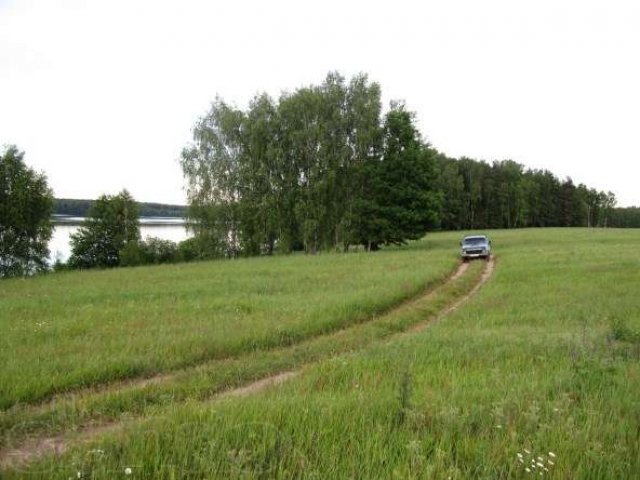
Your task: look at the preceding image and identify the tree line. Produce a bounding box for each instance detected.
[435,157,618,230]
[2,71,639,277]
[180,72,625,258]
[181,72,439,256]
[610,207,640,228]
[54,198,186,218]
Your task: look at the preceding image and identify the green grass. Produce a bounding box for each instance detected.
[4,228,640,478]
[0,243,457,409]
[0,250,484,450]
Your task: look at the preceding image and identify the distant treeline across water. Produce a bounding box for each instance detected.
[53,198,638,228]
[54,198,187,218]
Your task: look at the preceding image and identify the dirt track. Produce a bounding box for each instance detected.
[0,258,495,470]
[16,260,474,411]
[0,372,300,469]
[410,256,495,332]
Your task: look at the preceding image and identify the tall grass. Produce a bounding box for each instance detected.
[4,229,639,478]
[6,228,638,479]
[1,255,484,450]
[0,242,456,408]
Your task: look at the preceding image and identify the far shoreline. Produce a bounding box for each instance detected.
[52,215,188,227]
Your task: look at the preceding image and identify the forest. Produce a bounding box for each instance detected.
[181,72,626,258]
[181,73,440,255]
[53,198,186,217]
[610,207,640,228]
[435,157,617,230]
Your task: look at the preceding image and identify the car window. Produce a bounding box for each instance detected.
[463,237,486,245]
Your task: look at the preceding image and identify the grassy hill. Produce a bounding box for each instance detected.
[1,229,639,478]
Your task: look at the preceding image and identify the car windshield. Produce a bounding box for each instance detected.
[463,237,486,245]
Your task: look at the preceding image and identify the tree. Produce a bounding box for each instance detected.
[68,190,139,268]
[351,103,440,249]
[0,145,54,278]
[181,98,245,258]
[238,93,281,255]
[437,157,464,230]
[182,72,386,255]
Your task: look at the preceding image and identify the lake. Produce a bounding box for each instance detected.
[50,217,192,263]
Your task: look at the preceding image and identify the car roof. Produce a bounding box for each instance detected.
[463,235,488,240]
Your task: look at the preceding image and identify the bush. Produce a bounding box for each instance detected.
[140,237,180,264]
[120,237,181,267]
[176,237,200,262]
[119,241,146,267]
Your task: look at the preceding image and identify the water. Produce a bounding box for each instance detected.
[49,217,192,263]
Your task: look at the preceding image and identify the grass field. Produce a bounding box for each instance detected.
[2,229,639,478]
[0,244,457,409]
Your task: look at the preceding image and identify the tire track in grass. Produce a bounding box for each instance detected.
[0,259,495,471]
[409,256,495,332]
[0,372,298,470]
[5,261,467,416]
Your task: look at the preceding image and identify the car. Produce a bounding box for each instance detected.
[460,234,491,261]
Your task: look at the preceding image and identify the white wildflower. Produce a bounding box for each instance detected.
[524,449,531,454]
[517,452,524,458]
[537,456,544,462]
[548,451,556,458]
[125,467,132,475]
[548,460,555,466]
[536,462,544,468]
[525,467,531,473]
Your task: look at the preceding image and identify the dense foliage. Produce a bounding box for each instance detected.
[181,72,625,260]
[181,73,441,256]
[0,145,54,277]
[54,198,186,218]
[435,157,618,230]
[58,192,195,270]
[68,190,140,268]
[119,236,198,266]
[610,207,640,228]
[352,104,440,249]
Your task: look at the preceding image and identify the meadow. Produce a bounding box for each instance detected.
[0,244,457,409]
[2,229,639,478]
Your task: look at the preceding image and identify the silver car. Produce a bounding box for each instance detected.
[460,235,491,261]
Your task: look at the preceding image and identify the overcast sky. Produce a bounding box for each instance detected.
[1,0,639,206]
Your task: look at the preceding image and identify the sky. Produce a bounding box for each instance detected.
[1,0,639,206]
